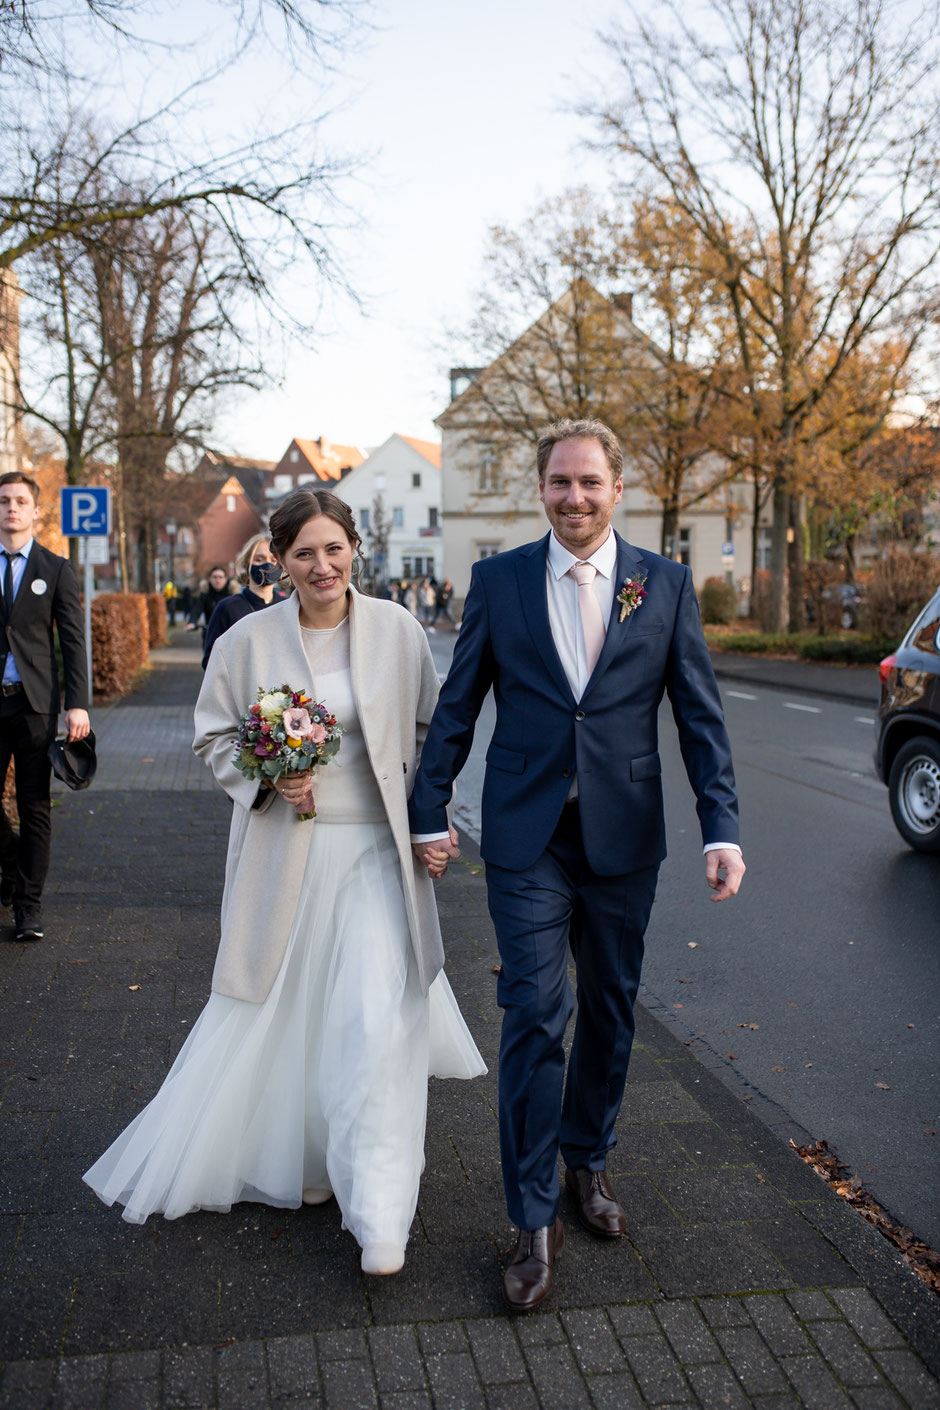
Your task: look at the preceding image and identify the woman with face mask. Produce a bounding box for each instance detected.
[201,535,284,668]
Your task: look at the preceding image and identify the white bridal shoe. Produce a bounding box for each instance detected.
[360,1243,405,1276]
[301,1187,333,1205]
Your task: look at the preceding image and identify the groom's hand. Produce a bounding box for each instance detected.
[412,828,460,879]
[706,847,745,901]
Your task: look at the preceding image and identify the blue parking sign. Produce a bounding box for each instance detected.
[61,486,111,536]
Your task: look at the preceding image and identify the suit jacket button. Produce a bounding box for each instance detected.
[575,710,585,721]
[562,768,571,779]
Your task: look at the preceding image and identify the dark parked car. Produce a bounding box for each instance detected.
[875,585,940,852]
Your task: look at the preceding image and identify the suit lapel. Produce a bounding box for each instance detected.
[517,535,577,706]
[582,533,647,697]
[8,543,42,622]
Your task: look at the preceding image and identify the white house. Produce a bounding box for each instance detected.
[436,284,758,601]
[337,434,443,584]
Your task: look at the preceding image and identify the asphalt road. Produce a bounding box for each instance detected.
[425,630,940,1252]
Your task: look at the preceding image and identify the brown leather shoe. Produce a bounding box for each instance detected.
[564,1166,627,1237]
[503,1217,564,1311]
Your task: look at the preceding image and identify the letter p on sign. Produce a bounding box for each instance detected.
[60,486,111,536]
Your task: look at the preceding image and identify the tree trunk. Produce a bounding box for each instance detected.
[787,494,806,631]
[844,534,857,583]
[661,501,679,557]
[135,525,148,592]
[768,476,789,633]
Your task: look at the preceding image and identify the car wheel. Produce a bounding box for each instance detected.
[888,736,940,853]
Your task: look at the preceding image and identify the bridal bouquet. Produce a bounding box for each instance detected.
[233,685,344,820]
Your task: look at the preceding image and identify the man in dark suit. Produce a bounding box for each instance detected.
[0,472,90,942]
[410,419,745,1310]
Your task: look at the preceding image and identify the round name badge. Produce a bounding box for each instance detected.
[31,579,48,595]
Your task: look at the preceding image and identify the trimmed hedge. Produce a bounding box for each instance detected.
[705,628,895,664]
[2,764,16,828]
[797,635,896,664]
[91,594,150,698]
[706,631,804,654]
[699,576,738,626]
[146,593,168,649]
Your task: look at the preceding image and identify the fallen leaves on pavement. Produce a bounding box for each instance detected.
[789,1138,940,1296]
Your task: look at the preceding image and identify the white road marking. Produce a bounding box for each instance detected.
[726,690,758,700]
[855,715,876,725]
[784,702,822,713]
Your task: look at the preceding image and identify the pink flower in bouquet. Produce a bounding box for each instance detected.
[309,721,327,744]
[283,706,313,740]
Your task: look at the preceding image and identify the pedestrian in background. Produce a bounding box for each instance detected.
[0,472,90,943]
[420,577,436,624]
[201,534,283,668]
[185,567,231,645]
[162,579,177,625]
[430,578,457,630]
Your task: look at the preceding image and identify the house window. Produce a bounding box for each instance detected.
[393,507,404,528]
[360,507,370,531]
[428,506,439,529]
[226,494,236,512]
[478,448,500,495]
[477,541,501,559]
[757,527,772,571]
[274,473,292,492]
[412,472,421,488]
[290,449,299,463]
[676,528,691,566]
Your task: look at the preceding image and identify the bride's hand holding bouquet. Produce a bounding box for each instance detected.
[232,686,343,820]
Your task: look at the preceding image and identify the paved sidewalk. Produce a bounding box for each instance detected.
[1,635,938,1409]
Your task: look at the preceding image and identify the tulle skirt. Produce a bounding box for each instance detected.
[84,821,486,1249]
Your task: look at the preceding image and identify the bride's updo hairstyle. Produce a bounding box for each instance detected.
[268,487,363,561]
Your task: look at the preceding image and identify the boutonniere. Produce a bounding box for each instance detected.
[617,572,648,623]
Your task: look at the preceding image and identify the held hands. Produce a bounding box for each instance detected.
[65,708,91,742]
[412,827,460,879]
[706,847,746,902]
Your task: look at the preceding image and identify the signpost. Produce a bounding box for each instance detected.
[60,487,112,692]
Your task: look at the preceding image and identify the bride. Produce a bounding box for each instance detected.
[84,488,485,1275]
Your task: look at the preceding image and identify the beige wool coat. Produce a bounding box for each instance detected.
[192,588,447,1003]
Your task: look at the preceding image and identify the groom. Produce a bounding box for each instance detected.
[410,418,744,1310]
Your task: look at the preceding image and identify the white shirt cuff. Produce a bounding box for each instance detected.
[411,831,451,844]
[702,842,742,855]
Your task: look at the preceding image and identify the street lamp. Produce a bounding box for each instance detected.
[165,519,177,623]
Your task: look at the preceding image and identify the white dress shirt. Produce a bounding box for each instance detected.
[545,529,618,701]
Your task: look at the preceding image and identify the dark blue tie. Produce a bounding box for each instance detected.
[2,551,18,618]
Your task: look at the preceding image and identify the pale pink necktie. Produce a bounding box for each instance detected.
[570,561,606,676]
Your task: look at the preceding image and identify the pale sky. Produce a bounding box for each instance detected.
[212,0,618,461]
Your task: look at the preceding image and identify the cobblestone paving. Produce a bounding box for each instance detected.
[1,636,937,1409]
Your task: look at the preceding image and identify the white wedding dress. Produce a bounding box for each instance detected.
[84,619,486,1255]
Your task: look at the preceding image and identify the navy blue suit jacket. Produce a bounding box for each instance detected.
[408,531,738,876]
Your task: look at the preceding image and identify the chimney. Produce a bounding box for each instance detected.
[611,292,634,320]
